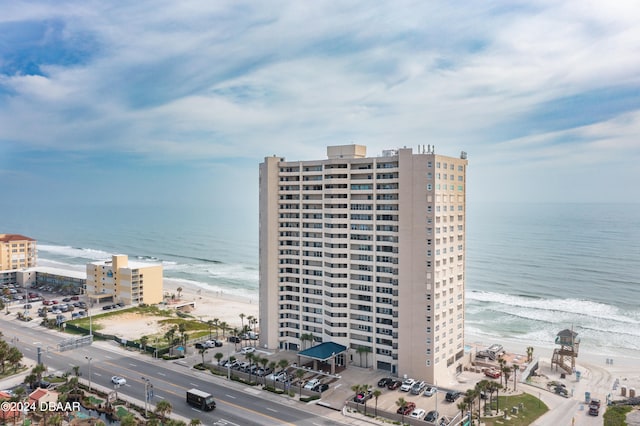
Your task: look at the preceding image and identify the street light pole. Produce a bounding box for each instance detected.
[141,376,152,417]
[85,356,92,391]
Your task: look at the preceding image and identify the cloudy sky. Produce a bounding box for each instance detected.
[2,0,639,217]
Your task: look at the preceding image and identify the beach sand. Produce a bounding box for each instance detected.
[94,277,258,341]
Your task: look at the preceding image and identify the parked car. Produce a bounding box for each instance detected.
[387,379,402,390]
[484,368,501,379]
[400,378,415,392]
[274,372,288,382]
[425,410,439,422]
[423,386,437,397]
[304,379,321,390]
[377,377,393,387]
[111,376,127,386]
[410,380,426,395]
[240,346,255,354]
[228,336,241,343]
[256,367,272,377]
[588,406,599,416]
[313,383,329,393]
[353,390,372,403]
[445,391,461,402]
[396,402,416,415]
[23,304,32,309]
[409,408,426,419]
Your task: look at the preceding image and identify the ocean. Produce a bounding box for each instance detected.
[3,202,639,358]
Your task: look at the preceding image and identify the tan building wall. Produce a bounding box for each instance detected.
[259,144,468,384]
[86,255,163,305]
[0,234,37,271]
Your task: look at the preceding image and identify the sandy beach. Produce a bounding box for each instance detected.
[95,277,258,341]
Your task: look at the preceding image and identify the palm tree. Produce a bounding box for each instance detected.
[249,316,258,333]
[155,399,173,423]
[232,328,241,349]
[296,369,305,397]
[219,321,229,338]
[165,327,177,347]
[395,397,408,423]
[176,287,183,299]
[497,356,507,387]
[356,345,372,368]
[215,352,224,365]
[246,352,256,382]
[140,335,149,353]
[457,401,468,422]
[189,419,202,426]
[526,346,534,362]
[239,313,246,335]
[7,347,22,372]
[278,359,289,372]
[212,318,220,338]
[32,363,47,384]
[372,389,381,416]
[300,333,313,350]
[206,320,215,339]
[119,414,137,426]
[502,365,512,390]
[464,389,477,424]
[199,347,208,365]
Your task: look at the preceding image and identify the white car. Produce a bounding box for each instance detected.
[240,346,255,354]
[111,376,126,386]
[409,408,426,419]
[400,378,415,392]
[304,379,321,390]
[423,386,437,397]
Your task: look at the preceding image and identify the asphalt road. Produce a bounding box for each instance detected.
[0,318,346,426]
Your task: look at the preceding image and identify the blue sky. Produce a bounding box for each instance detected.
[1,0,640,216]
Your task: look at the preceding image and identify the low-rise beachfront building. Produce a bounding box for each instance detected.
[259,144,469,385]
[0,234,37,271]
[85,255,163,306]
[17,267,86,293]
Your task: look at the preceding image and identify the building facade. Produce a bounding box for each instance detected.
[0,234,37,271]
[259,144,468,384]
[85,255,163,305]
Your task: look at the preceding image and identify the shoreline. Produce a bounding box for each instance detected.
[33,259,640,400]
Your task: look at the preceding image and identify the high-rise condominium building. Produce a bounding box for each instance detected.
[86,255,163,306]
[0,234,37,271]
[259,144,468,384]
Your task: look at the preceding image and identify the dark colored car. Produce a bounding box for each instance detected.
[387,379,402,390]
[425,410,439,422]
[396,402,415,415]
[445,391,461,402]
[102,305,112,310]
[228,336,241,343]
[313,383,329,393]
[353,391,372,403]
[377,377,393,387]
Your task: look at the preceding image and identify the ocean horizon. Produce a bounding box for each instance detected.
[4,201,639,359]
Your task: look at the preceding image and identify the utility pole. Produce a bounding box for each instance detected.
[142,377,153,417]
[84,356,92,391]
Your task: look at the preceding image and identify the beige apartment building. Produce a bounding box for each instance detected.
[259,144,468,384]
[85,255,163,305]
[0,234,37,271]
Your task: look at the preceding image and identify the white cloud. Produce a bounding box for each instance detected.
[1,0,640,202]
